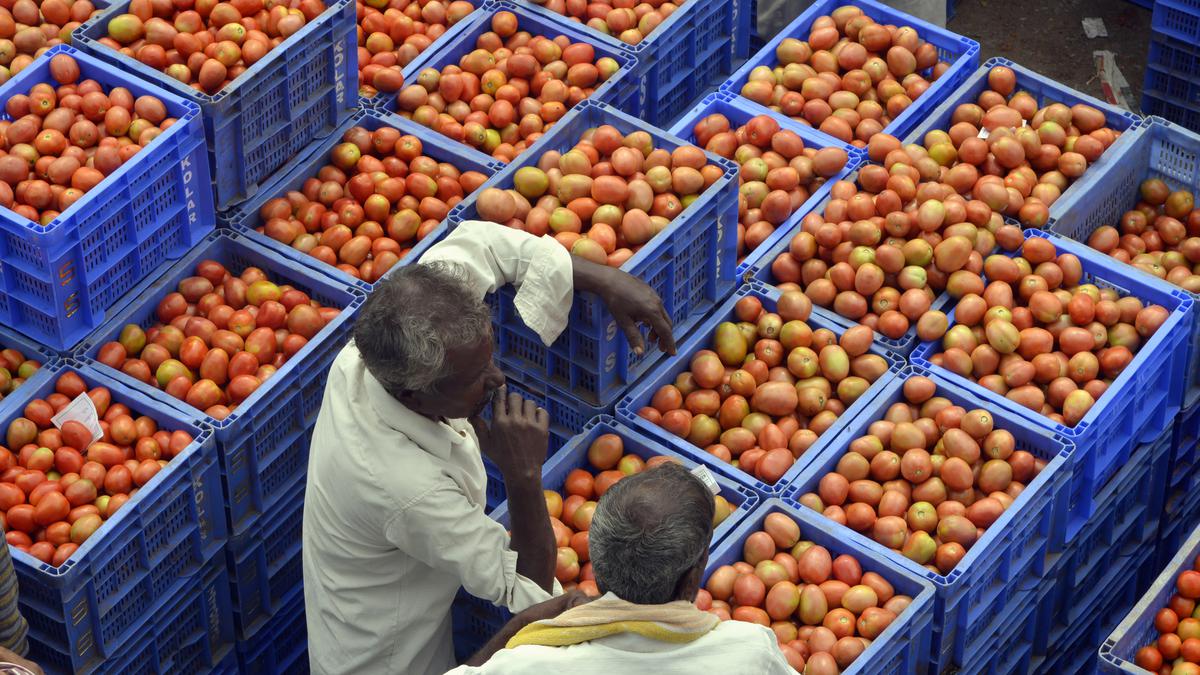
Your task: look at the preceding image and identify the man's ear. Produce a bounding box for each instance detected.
[675,564,704,603]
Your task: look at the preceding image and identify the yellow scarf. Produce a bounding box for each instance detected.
[505,593,720,649]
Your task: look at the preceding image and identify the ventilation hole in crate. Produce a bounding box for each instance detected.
[81,210,130,274]
[299,51,333,101]
[91,256,136,310]
[269,556,304,606]
[245,87,288,138]
[144,486,192,560]
[148,537,200,602]
[260,439,309,506]
[12,267,51,304]
[7,232,40,267]
[264,509,304,566]
[251,396,302,465]
[99,582,150,645]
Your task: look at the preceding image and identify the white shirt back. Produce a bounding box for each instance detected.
[444,620,797,675]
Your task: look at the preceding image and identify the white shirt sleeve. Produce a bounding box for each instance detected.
[420,220,575,346]
[385,483,553,614]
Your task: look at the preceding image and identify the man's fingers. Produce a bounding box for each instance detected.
[616,312,647,355]
[507,390,524,418]
[649,305,676,355]
[492,385,509,419]
[535,405,549,429]
[522,397,538,420]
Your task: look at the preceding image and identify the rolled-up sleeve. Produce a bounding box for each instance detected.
[385,484,553,613]
[419,220,574,345]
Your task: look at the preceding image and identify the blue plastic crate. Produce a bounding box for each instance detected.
[0,45,212,352]
[666,91,865,276]
[236,582,307,675]
[1048,119,1200,409]
[222,107,503,293]
[721,0,980,146]
[510,0,739,126]
[784,365,1071,672]
[616,282,905,496]
[951,587,1037,675]
[380,1,639,136]
[708,500,936,675]
[73,0,356,211]
[34,554,236,675]
[479,366,607,510]
[1152,0,1200,44]
[1142,91,1200,133]
[227,478,305,641]
[4,361,227,674]
[1101,518,1200,673]
[74,229,366,537]
[903,57,1144,225]
[452,99,739,407]
[910,230,1194,540]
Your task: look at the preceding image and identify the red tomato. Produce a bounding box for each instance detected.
[4,531,31,547]
[51,543,78,567]
[563,469,594,499]
[6,504,36,533]
[1180,571,1200,600]
[0,483,24,511]
[27,541,55,564]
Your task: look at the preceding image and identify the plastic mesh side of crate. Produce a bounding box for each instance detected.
[666,91,866,276]
[1046,119,1200,408]
[617,283,906,497]
[7,362,226,674]
[73,0,357,210]
[221,107,503,293]
[0,324,58,420]
[227,479,305,640]
[42,555,236,675]
[453,99,738,407]
[720,0,980,145]
[73,229,365,537]
[910,230,1193,540]
[782,365,1071,670]
[707,500,936,675]
[0,45,212,351]
[236,582,307,675]
[1152,0,1200,44]
[636,0,737,126]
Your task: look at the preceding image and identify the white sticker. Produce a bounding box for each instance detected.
[51,393,104,445]
[690,465,721,496]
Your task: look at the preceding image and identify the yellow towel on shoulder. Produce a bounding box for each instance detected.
[505,593,719,649]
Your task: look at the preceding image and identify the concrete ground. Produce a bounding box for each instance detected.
[947,0,1152,109]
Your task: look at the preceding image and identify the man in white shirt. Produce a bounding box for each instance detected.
[302,221,676,675]
[447,463,796,675]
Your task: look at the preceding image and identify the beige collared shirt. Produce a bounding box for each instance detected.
[302,222,573,675]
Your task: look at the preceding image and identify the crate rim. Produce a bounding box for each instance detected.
[454,98,738,276]
[383,0,639,117]
[719,0,981,146]
[0,44,202,238]
[784,362,1073,588]
[910,228,1194,442]
[615,282,907,495]
[665,90,868,276]
[73,228,366,432]
[221,106,503,293]
[708,497,937,674]
[73,0,353,105]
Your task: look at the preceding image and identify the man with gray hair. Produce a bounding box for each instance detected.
[445,463,794,674]
[302,220,676,675]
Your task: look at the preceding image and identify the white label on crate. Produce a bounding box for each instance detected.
[976,119,1028,140]
[690,465,721,496]
[51,393,104,444]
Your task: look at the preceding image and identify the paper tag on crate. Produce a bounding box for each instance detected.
[690,465,720,495]
[51,393,104,444]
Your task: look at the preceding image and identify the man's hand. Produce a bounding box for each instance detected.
[512,589,594,627]
[0,647,42,675]
[572,257,676,356]
[470,387,550,480]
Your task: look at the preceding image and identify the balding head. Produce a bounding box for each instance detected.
[588,462,715,604]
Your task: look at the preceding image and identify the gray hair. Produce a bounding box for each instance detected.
[353,262,492,394]
[589,462,715,605]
